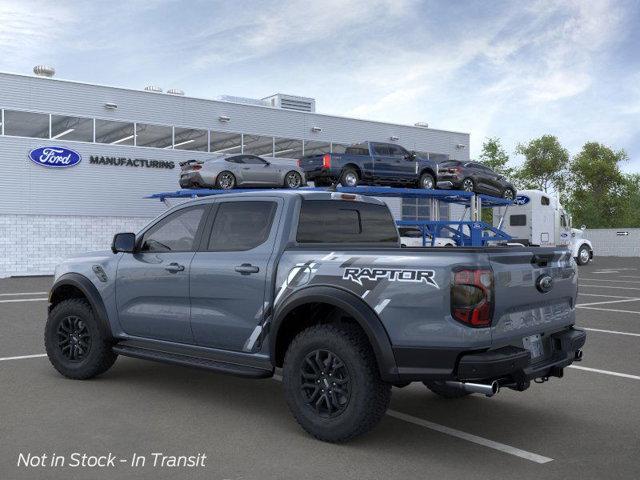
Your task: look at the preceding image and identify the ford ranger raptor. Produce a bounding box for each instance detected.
[46,190,586,442]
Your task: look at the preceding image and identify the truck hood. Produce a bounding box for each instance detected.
[571,228,585,239]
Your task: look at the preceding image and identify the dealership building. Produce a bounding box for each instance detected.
[0,68,470,277]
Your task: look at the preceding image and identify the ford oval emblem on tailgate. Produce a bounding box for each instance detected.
[28,146,82,168]
[536,274,554,293]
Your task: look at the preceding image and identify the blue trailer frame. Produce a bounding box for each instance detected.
[147,186,513,247]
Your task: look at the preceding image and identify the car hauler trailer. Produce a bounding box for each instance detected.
[493,189,593,265]
[148,186,514,248]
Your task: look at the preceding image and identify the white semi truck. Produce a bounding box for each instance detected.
[494,189,594,265]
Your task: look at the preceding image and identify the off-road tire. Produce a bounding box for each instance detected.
[45,298,117,380]
[424,381,472,399]
[339,168,359,187]
[283,323,391,442]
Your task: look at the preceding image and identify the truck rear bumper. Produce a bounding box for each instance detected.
[392,327,586,384]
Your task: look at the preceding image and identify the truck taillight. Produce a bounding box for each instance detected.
[451,268,494,327]
[322,154,331,169]
[297,159,302,167]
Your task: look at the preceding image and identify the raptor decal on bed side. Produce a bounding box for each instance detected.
[342,267,439,288]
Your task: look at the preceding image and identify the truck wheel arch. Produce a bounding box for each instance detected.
[49,273,113,339]
[342,163,362,178]
[270,285,399,382]
[420,167,436,180]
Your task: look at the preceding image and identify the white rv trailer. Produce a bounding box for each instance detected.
[494,189,594,265]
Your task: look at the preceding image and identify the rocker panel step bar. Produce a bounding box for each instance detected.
[112,344,273,379]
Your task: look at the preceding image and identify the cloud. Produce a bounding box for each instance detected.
[0,1,76,67]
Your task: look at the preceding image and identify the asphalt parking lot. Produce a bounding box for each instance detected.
[1,257,639,480]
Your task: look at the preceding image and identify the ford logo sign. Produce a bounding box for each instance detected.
[514,195,530,205]
[28,146,82,168]
[536,274,554,293]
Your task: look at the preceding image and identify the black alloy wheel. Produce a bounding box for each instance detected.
[57,315,91,362]
[300,349,351,418]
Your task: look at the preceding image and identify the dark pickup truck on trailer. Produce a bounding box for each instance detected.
[46,190,585,442]
[299,141,439,189]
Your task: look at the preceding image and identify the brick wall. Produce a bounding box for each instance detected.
[0,214,152,277]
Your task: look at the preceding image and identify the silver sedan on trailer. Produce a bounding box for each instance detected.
[179,154,306,190]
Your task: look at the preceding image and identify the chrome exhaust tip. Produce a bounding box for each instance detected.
[574,349,583,361]
[445,380,500,397]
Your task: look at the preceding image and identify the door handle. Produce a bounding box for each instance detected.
[235,263,260,275]
[242,167,251,170]
[165,262,185,273]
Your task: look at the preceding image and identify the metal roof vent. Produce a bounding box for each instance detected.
[414,122,429,128]
[33,65,55,78]
[167,88,185,96]
[144,85,163,93]
[262,93,316,112]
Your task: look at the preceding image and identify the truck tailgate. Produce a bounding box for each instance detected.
[488,248,577,351]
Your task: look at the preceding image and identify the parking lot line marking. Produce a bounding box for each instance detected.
[579,284,640,291]
[583,327,640,338]
[272,374,552,463]
[579,293,637,299]
[0,353,47,362]
[580,278,640,284]
[386,410,553,464]
[576,306,640,315]
[0,298,48,304]
[0,292,48,297]
[577,298,640,307]
[569,365,640,381]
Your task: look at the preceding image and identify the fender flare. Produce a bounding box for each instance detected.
[49,273,113,339]
[270,285,399,382]
[572,239,593,258]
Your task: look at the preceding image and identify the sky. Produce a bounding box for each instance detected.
[1,0,639,171]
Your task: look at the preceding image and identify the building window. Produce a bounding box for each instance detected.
[3,110,49,139]
[95,119,135,145]
[135,123,173,149]
[173,127,208,151]
[50,115,94,142]
[303,140,330,156]
[210,131,242,154]
[273,137,303,159]
[243,134,274,156]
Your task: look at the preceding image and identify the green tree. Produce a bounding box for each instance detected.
[566,142,628,228]
[618,174,640,228]
[479,137,514,177]
[515,135,569,193]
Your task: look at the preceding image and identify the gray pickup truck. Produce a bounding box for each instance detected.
[46,190,585,442]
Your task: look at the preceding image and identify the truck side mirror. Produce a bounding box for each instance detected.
[581,225,586,230]
[112,232,136,254]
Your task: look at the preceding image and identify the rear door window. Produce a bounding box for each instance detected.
[372,144,390,156]
[297,200,398,244]
[208,201,277,251]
